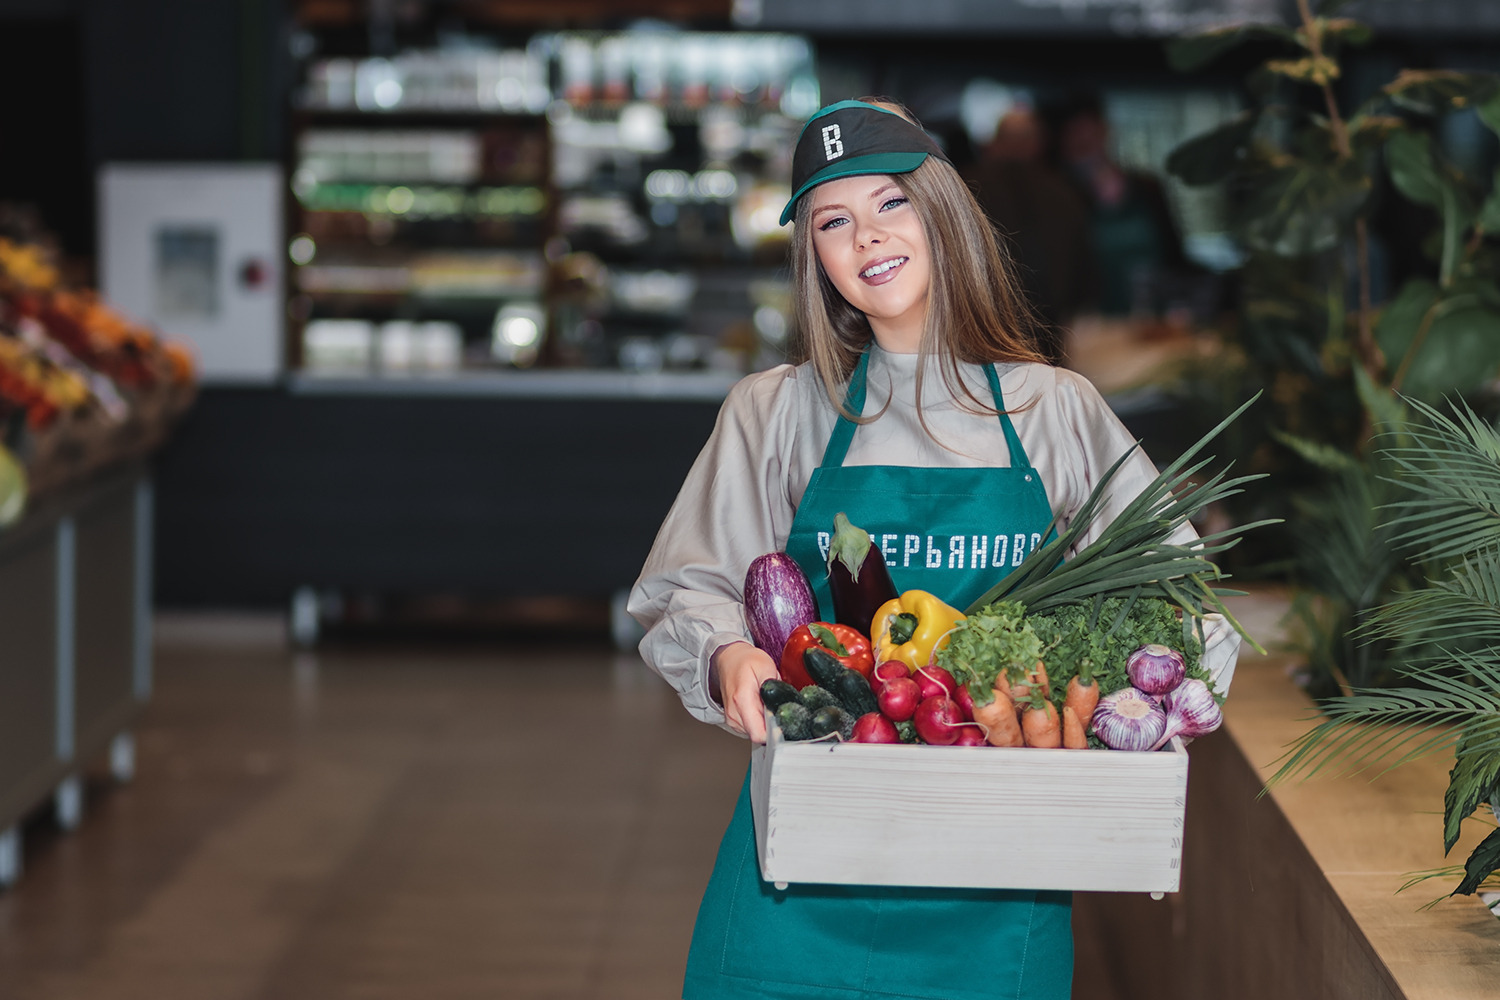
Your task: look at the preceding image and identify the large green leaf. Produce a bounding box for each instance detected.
[1444,730,1500,852]
[1453,824,1500,895]
[1384,70,1500,117]
[1166,23,1300,73]
[1166,110,1258,186]
[1385,131,1448,209]
[1392,303,1500,401]
[1239,159,1372,256]
[1376,278,1440,365]
[1385,130,1474,278]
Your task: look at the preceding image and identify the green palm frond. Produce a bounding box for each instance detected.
[966,394,1277,650]
[1398,859,1500,909]
[1360,558,1500,653]
[1293,462,1403,609]
[1268,657,1500,786]
[1381,397,1500,560]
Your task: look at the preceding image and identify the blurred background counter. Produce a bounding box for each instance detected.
[151,371,731,644]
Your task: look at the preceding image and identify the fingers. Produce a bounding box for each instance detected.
[731,686,768,743]
[714,641,779,743]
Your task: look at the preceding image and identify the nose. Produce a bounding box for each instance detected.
[855,221,885,250]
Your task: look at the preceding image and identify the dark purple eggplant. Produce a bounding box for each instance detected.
[743,552,819,657]
[826,512,899,633]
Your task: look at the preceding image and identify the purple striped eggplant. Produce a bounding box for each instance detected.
[743,552,819,658]
[826,512,898,634]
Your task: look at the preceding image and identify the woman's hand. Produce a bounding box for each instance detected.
[713,641,782,742]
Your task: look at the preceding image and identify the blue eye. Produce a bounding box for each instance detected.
[882,197,908,211]
[817,216,847,231]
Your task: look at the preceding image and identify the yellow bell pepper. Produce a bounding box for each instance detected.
[870,590,966,671]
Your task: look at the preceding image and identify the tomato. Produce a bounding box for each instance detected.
[779,621,875,689]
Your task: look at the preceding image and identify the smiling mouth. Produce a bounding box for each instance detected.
[861,257,908,279]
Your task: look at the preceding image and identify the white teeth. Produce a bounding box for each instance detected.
[861,257,906,278]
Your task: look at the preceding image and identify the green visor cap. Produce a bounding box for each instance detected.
[779,100,949,226]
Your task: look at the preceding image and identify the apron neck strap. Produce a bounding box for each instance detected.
[818,350,1031,470]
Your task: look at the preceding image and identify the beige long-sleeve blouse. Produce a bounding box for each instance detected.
[628,345,1234,730]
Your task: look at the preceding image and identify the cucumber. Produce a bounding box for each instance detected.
[809,705,853,741]
[759,678,800,712]
[802,647,848,690]
[775,702,814,741]
[831,669,879,718]
[797,684,840,713]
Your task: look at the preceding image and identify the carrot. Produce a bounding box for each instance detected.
[1013,658,1049,704]
[971,687,1024,747]
[1063,675,1100,731]
[994,671,1014,702]
[1021,697,1061,748]
[1061,705,1088,749]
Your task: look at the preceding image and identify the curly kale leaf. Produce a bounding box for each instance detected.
[935,600,1040,706]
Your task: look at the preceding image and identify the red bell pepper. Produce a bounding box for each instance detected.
[779,621,875,689]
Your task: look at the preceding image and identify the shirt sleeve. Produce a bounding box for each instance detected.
[1046,369,1199,554]
[626,366,806,729]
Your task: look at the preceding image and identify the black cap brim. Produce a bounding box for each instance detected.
[779,151,932,226]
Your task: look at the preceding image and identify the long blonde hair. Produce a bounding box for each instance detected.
[789,100,1048,420]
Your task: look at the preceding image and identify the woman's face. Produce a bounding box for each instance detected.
[808,173,930,354]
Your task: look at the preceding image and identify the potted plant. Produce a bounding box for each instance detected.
[1164,0,1500,695]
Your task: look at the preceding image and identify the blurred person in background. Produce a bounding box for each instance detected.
[1053,93,1194,319]
[963,101,1095,364]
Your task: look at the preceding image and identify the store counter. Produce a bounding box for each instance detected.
[152,374,732,610]
[1074,591,1500,1000]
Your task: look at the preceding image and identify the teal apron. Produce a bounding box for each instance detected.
[683,352,1073,1000]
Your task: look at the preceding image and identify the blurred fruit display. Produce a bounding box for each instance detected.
[0,208,197,502]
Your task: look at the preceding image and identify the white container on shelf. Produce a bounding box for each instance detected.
[99,163,284,385]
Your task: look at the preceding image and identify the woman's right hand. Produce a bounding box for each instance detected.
[713,641,782,742]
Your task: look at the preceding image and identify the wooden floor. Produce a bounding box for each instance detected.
[0,616,1130,1000]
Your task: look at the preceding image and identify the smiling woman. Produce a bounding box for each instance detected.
[628,97,1220,1000]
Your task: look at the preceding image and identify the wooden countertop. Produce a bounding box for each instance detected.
[1221,590,1500,998]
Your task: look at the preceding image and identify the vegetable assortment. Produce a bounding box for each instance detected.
[746,513,1227,751]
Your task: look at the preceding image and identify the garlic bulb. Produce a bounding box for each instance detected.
[1090,687,1168,752]
[1126,644,1186,696]
[1150,678,1224,750]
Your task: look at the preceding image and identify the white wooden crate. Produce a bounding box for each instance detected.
[750,614,1239,893]
[751,729,1189,894]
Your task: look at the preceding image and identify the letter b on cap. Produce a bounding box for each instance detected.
[821,124,844,161]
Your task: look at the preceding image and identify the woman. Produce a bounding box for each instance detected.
[628,99,1206,1000]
